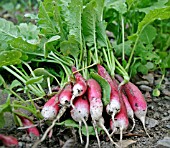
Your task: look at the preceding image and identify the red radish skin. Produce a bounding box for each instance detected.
[19,116,40,136]
[41,94,60,120]
[121,92,135,132]
[0,134,18,147]
[97,64,120,120]
[116,75,150,137]
[123,82,150,137]
[70,66,87,108]
[58,84,72,106]
[71,96,90,148]
[110,92,129,145]
[87,79,119,148]
[113,78,135,132]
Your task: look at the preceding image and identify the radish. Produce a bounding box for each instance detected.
[87,79,119,148]
[121,92,135,132]
[19,116,40,137]
[70,96,90,148]
[56,84,72,120]
[113,78,135,132]
[0,134,18,147]
[97,64,120,120]
[70,66,87,108]
[41,94,60,120]
[116,75,150,137]
[110,89,129,146]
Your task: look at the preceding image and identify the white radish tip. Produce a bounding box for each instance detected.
[72,84,83,96]
[41,106,57,120]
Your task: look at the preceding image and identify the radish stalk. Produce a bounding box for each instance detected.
[71,96,90,148]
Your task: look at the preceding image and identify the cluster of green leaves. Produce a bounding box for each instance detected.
[104,0,170,78]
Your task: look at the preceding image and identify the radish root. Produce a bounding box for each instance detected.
[130,118,135,132]
[92,121,101,148]
[78,121,83,144]
[81,117,89,148]
[140,117,151,138]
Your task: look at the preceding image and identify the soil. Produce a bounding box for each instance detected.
[0,71,170,148]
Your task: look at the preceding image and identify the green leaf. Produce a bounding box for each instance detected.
[105,0,127,14]
[66,0,83,44]
[56,119,79,128]
[0,50,22,67]
[0,18,19,42]
[25,76,44,85]
[126,0,135,9]
[90,72,111,106]
[33,68,54,88]
[18,23,40,44]
[138,0,168,14]
[137,64,148,75]
[129,6,170,40]
[0,113,5,128]
[56,119,97,136]
[82,0,96,47]
[139,25,157,44]
[60,37,79,59]
[44,35,60,57]
[9,37,37,52]
[38,0,58,37]
[10,80,22,90]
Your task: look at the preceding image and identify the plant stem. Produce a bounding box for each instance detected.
[121,15,125,61]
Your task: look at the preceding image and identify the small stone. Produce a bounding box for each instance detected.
[164,112,168,116]
[156,137,170,148]
[139,85,152,92]
[153,112,160,119]
[162,90,170,97]
[146,117,159,128]
[162,115,170,121]
[166,125,170,129]
[136,81,149,85]
[168,110,170,114]
[18,142,23,147]
[142,73,154,85]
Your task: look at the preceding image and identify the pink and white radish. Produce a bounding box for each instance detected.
[110,89,129,146]
[70,66,87,108]
[56,84,72,120]
[97,64,120,120]
[87,79,119,148]
[116,75,150,137]
[113,78,135,132]
[0,134,18,147]
[71,96,90,148]
[41,94,60,120]
[19,116,40,136]
[121,92,135,132]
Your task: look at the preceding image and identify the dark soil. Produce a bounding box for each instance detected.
[0,71,170,148]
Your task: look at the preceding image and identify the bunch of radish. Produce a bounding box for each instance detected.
[38,65,150,148]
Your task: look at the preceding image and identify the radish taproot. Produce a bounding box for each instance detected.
[0,134,18,147]
[70,96,90,148]
[110,89,129,146]
[19,116,40,136]
[70,66,87,108]
[97,64,120,120]
[41,94,60,120]
[87,79,119,148]
[116,75,150,137]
